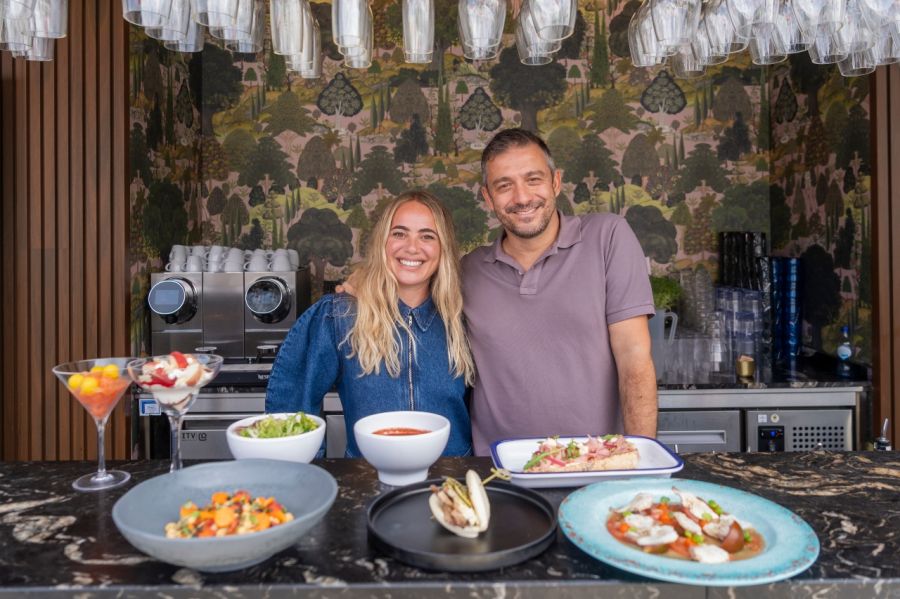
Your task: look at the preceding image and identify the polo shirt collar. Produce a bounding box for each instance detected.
[485,211,583,264]
[398,295,437,332]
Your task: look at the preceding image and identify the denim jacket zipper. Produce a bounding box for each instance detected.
[407,312,414,411]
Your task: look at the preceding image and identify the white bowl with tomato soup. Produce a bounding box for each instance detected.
[353,411,450,485]
[226,413,326,463]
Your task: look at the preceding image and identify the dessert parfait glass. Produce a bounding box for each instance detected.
[52,358,136,491]
[127,352,223,472]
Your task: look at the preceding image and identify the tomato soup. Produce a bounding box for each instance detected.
[372,427,431,436]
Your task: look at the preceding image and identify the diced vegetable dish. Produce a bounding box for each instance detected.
[164,490,294,538]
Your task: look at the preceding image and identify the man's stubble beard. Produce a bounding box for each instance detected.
[495,198,555,240]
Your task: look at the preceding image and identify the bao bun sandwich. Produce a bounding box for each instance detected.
[429,470,495,538]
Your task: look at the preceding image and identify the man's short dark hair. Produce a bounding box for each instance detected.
[480,128,556,187]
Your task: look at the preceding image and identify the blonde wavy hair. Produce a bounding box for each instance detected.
[346,190,475,386]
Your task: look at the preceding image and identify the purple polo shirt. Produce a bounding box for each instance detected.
[461,212,655,456]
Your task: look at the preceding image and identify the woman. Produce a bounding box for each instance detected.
[266,190,476,457]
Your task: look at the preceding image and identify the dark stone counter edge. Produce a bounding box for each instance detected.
[657,380,869,390]
[2,578,899,598]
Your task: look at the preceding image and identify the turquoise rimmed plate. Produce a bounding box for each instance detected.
[558,478,819,586]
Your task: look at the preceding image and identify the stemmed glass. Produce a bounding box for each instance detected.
[748,22,787,64]
[31,0,69,38]
[332,0,367,49]
[807,24,850,63]
[672,43,705,78]
[459,0,505,59]
[25,36,55,61]
[222,0,265,53]
[271,0,305,55]
[301,24,323,78]
[146,0,191,42]
[343,4,373,68]
[651,0,698,54]
[193,0,238,28]
[516,4,560,65]
[209,0,252,40]
[872,30,900,65]
[725,0,758,38]
[0,16,32,52]
[524,0,576,42]
[127,353,223,472]
[751,0,778,31]
[2,0,37,21]
[52,357,136,492]
[164,11,203,52]
[704,0,747,54]
[692,21,727,65]
[403,0,435,63]
[839,48,876,76]
[121,0,173,27]
[773,0,812,55]
[289,3,320,75]
[629,0,666,66]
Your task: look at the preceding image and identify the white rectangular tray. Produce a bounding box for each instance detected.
[489,435,684,489]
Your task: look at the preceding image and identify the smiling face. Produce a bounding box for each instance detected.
[386,200,442,307]
[481,142,561,240]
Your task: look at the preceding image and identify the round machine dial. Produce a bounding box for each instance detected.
[148,278,198,325]
[245,277,292,323]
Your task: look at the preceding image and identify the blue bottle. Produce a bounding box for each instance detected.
[836,326,853,378]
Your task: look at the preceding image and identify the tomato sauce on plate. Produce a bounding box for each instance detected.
[606,496,765,562]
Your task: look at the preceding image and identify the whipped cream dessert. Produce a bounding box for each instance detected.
[136,352,214,407]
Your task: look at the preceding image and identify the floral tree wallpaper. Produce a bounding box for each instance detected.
[128,33,201,356]
[128,0,871,363]
[768,53,872,362]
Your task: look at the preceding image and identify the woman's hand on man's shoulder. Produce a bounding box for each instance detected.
[334,270,361,297]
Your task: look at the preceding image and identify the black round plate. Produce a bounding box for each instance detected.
[367,479,557,572]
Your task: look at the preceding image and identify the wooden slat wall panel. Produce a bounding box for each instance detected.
[872,65,900,449]
[69,0,86,458]
[0,0,130,461]
[1,51,15,459]
[83,0,98,459]
[56,4,72,461]
[42,44,58,460]
[15,58,29,460]
[111,3,129,460]
[29,52,43,460]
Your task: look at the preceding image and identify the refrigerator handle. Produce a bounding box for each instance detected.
[657,430,728,446]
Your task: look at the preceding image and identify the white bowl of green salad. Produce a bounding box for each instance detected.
[226,412,326,463]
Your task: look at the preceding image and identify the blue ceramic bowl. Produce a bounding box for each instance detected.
[112,459,337,572]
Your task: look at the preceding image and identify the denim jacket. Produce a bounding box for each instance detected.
[266,293,472,457]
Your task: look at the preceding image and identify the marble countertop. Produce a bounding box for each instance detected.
[657,353,871,390]
[656,377,869,391]
[1,452,898,598]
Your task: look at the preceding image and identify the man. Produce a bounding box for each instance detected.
[462,128,657,455]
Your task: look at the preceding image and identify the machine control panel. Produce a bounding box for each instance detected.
[758,426,785,452]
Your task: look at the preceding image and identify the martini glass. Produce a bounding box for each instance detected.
[127,353,223,472]
[52,358,136,492]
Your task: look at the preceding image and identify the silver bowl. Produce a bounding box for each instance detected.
[112,459,337,572]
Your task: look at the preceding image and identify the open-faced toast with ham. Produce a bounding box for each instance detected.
[522,435,640,473]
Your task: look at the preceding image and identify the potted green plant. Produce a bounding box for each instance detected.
[650,276,682,311]
[648,276,681,349]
